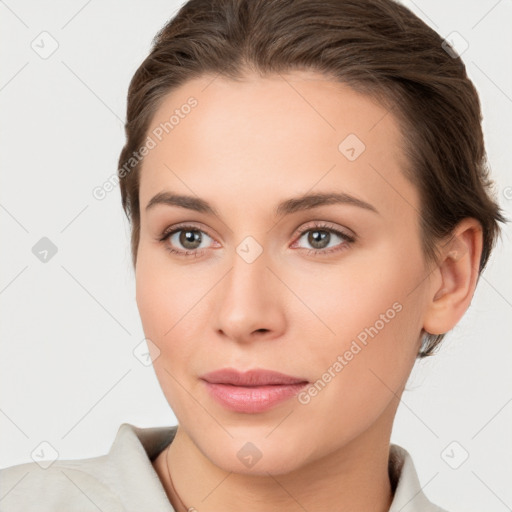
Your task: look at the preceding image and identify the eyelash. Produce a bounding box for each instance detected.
[157,222,356,258]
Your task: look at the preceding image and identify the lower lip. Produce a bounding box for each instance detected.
[202,381,309,413]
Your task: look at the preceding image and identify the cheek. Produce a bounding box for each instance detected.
[289,296,423,463]
[135,249,209,372]
[136,242,190,332]
[293,247,424,415]
[135,254,202,416]
[135,251,184,357]
[294,244,422,352]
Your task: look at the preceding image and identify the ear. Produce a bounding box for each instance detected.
[422,218,484,336]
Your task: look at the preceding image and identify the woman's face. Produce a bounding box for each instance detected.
[135,70,432,475]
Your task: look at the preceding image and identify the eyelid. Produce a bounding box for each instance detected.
[293,221,356,243]
[159,221,216,241]
[159,220,354,241]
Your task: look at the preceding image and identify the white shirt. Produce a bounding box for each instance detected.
[0,422,448,511]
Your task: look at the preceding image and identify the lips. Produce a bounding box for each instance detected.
[200,368,308,386]
[200,368,309,413]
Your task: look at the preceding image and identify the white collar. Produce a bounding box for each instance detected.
[109,422,447,511]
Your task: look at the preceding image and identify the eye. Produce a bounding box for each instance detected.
[158,224,217,257]
[157,221,356,258]
[292,222,356,256]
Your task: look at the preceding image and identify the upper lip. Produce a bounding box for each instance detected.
[200,368,309,386]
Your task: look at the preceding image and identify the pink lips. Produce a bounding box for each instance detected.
[200,368,309,413]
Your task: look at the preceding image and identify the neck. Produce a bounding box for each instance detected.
[153,415,395,512]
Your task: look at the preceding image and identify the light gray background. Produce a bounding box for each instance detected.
[1,1,511,510]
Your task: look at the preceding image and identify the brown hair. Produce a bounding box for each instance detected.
[117,0,508,356]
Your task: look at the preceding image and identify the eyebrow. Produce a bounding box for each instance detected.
[145,190,379,217]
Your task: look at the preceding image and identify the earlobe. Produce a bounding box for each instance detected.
[422,218,483,336]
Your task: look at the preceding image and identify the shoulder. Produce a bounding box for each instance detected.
[0,453,124,512]
[0,422,178,512]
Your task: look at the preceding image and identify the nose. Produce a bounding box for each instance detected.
[213,244,286,344]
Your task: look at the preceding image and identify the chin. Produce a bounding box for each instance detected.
[191,428,317,476]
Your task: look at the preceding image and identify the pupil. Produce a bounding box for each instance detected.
[309,230,329,249]
[181,230,201,249]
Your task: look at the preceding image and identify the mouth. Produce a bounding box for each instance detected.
[199,368,309,413]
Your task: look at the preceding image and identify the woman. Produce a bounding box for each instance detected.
[0,0,507,510]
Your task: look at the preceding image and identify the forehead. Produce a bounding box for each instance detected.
[138,70,417,221]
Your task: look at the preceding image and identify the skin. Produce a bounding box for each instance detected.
[135,70,483,511]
